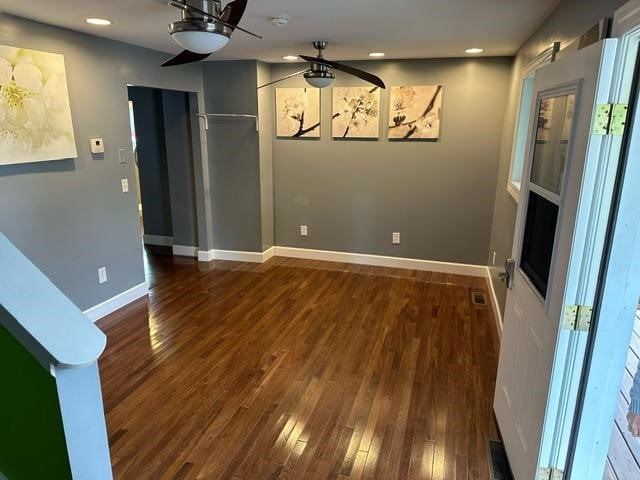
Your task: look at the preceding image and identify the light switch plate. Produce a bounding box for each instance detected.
[392,232,401,245]
[121,179,129,193]
[90,138,104,154]
[98,267,108,284]
[118,149,127,164]
[300,225,308,237]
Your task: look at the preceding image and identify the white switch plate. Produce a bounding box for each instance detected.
[89,138,104,154]
[392,232,401,245]
[98,267,108,284]
[492,251,497,265]
[300,225,308,237]
[121,179,129,193]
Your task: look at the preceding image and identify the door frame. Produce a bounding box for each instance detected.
[566,2,640,478]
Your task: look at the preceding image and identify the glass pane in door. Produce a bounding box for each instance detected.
[521,191,560,298]
[531,94,576,194]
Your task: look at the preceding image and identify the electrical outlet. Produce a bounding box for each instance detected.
[121,178,129,193]
[300,225,308,237]
[98,267,108,284]
[392,232,401,245]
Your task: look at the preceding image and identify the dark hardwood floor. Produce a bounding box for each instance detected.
[98,253,500,479]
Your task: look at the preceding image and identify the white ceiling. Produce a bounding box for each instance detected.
[0,0,560,63]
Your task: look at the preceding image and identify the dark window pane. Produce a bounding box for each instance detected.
[520,191,559,298]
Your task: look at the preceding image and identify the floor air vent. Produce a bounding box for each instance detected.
[471,291,487,305]
[488,440,513,480]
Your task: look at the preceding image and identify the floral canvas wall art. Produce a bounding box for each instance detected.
[388,86,442,140]
[0,45,77,165]
[332,87,380,139]
[275,87,321,138]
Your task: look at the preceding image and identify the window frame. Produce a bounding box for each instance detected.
[507,42,561,203]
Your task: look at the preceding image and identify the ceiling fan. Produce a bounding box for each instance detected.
[258,41,386,89]
[154,0,262,67]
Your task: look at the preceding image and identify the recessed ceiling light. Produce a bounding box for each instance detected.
[86,18,112,26]
[282,55,298,61]
[369,52,385,58]
[465,48,484,54]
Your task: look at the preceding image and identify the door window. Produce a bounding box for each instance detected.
[520,93,576,299]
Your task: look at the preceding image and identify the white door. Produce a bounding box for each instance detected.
[495,40,618,480]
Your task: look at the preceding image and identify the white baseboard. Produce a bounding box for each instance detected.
[197,247,276,263]
[172,245,198,257]
[273,246,488,277]
[198,249,215,262]
[143,234,173,247]
[83,282,148,323]
[263,246,276,262]
[485,267,504,340]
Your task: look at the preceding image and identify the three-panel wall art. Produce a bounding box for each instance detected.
[275,85,443,141]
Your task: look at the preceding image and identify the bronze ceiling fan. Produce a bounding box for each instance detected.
[258,41,386,89]
[154,0,262,67]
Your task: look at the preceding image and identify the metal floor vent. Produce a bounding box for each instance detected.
[488,440,513,480]
[471,291,487,305]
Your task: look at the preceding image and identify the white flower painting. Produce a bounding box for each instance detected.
[275,87,321,138]
[0,45,77,165]
[388,86,443,140]
[332,87,380,139]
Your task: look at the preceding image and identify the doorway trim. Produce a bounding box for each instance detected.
[564,1,640,477]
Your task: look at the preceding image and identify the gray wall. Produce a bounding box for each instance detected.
[0,14,208,310]
[257,62,275,251]
[202,60,265,252]
[129,86,173,239]
[487,0,629,314]
[270,58,512,265]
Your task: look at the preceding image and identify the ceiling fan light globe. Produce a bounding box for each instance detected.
[305,76,333,88]
[171,31,230,54]
[304,70,336,89]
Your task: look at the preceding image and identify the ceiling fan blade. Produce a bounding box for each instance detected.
[257,69,311,89]
[221,0,248,27]
[299,55,386,89]
[162,50,211,67]
[165,0,262,39]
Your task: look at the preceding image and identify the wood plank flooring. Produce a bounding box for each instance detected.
[604,312,640,480]
[98,254,500,479]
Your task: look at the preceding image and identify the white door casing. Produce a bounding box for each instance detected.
[494,40,618,480]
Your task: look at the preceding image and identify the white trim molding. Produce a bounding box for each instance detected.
[198,247,276,264]
[263,246,276,262]
[83,282,148,323]
[273,246,487,277]
[198,249,215,262]
[213,249,266,263]
[485,267,504,339]
[172,245,198,258]
[143,234,174,247]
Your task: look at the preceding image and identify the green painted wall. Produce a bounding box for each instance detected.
[0,315,71,480]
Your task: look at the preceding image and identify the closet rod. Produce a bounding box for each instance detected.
[196,113,259,132]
